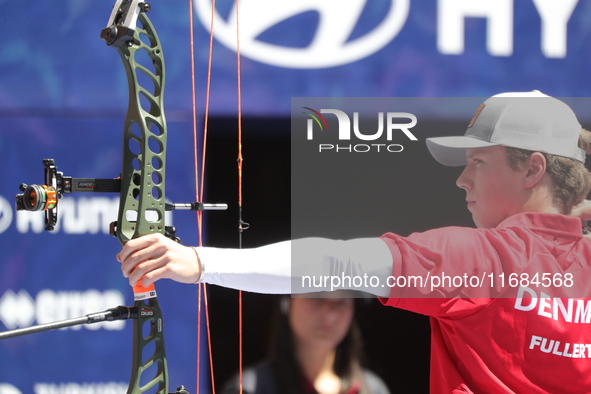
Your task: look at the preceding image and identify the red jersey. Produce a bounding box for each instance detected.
[380,213,591,393]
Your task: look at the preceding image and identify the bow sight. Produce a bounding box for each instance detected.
[16,158,121,231]
[15,158,227,237]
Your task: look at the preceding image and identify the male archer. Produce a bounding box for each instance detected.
[118,91,591,393]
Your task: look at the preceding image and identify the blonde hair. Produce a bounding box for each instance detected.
[504,129,591,214]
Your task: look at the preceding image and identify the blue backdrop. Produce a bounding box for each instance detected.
[1,0,591,393]
[1,0,591,117]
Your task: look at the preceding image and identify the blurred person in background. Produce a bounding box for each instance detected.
[222,292,390,394]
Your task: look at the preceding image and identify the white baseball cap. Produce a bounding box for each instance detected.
[426,91,586,166]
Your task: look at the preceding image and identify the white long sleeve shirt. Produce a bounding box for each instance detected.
[196,237,393,297]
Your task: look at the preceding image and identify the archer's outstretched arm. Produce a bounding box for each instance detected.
[117,234,393,297]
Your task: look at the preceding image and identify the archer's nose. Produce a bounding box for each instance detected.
[456,166,471,190]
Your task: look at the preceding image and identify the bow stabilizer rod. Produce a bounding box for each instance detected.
[0,306,138,341]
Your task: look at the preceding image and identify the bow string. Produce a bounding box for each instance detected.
[189,0,246,393]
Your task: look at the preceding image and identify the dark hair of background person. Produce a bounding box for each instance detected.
[267,296,370,394]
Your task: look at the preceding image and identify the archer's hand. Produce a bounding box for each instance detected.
[117,233,201,287]
[571,199,591,237]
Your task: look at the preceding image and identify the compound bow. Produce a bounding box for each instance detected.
[8,0,227,393]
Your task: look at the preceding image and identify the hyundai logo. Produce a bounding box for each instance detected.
[194,0,410,68]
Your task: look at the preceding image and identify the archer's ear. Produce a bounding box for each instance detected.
[523,152,547,188]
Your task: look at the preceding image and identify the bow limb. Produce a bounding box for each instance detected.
[102,2,170,393]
